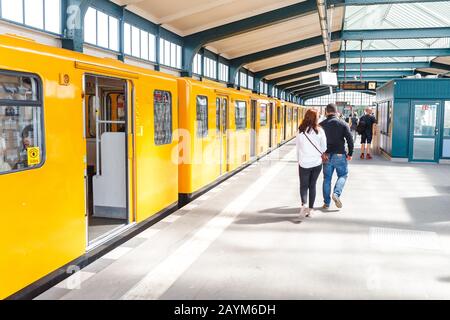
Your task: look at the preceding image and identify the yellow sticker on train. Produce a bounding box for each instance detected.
[27,147,41,166]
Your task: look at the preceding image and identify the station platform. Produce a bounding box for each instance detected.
[36,141,450,300]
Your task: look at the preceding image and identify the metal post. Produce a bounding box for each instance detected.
[360,40,363,81]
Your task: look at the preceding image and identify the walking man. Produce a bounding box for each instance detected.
[359,107,377,160]
[320,103,354,209]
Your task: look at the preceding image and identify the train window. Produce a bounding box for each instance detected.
[235,100,247,130]
[277,107,281,124]
[196,96,208,138]
[154,90,173,145]
[260,104,267,127]
[0,71,44,174]
[216,98,221,133]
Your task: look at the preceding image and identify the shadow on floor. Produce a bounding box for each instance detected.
[437,276,450,283]
[403,195,450,225]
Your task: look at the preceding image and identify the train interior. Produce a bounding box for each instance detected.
[84,75,129,246]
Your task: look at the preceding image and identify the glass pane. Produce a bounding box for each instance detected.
[196,96,208,138]
[444,102,450,137]
[97,11,109,48]
[0,74,38,101]
[109,16,118,51]
[131,26,140,57]
[413,138,435,160]
[123,23,131,55]
[1,0,24,23]
[149,33,156,62]
[176,45,182,69]
[170,42,176,67]
[159,38,164,64]
[414,103,437,136]
[140,30,149,60]
[44,0,61,33]
[260,104,267,126]
[154,91,172,145]
[84,7,97,45]
[216,98,220,133]
[164,40,170,66]
[25,0,44,29]
[443,139,450,158]
[235,101,247,130]
[1,106,43,173]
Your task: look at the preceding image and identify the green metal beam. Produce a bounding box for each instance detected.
[279,76,320,90]
[346,0,450,4]
[338,70,414,77]
[429,61,450,72]
[255,51,340,78]
[339,62,430,70]
[286,81,321,92]
[342,27,450,40]
[341,48,450,58]
[271,64,339,84]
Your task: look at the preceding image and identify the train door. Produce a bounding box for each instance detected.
[84,75,132,247]
[217,96,229,174]
[250,100,257,157]
[283,105,287,141]
[269,103,273,148]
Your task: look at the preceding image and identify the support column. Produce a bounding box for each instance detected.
[61,0,93,52]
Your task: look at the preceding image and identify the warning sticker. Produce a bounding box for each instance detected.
[27,147,41,166]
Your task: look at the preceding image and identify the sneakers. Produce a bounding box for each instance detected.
[332,193,343,208]
[322,204,330,210]
[300,205,307,217]
[366,153,373,160]
[305,208,313,218]
[360,153,365,159]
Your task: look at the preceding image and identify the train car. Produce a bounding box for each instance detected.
[250,94,272,157]
[0,34,179,299]
[0,33,307,299]
[177,78,254,202]
[274,99,284,146]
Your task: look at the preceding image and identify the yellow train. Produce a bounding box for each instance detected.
[0,34,305,299]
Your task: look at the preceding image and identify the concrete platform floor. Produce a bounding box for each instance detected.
[37,141,450,300]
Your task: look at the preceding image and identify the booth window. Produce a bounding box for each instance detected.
[154,90,172,145]
[235,101,247,130]
[196,96,208,138]
[443,101,450,158]
[260,104,267,127]
[0,71,44,174]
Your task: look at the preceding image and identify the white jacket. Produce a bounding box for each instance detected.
[296,127,327,169]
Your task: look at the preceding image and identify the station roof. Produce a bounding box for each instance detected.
[113,0,450,100]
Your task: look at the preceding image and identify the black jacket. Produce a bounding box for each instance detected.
[320,115,354,156]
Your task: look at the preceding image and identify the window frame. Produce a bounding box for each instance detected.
[153,90,173,146]
[0,0,62,35]
[235,100,247,131]
[0,69,46,176]
[196,95,209,138]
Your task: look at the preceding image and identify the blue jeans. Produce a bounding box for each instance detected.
[323,154,349,206]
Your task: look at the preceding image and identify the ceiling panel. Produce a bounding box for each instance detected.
[207,6,343,59]
[266,58,340,80]
[246,42,341,72]
[113,0,307,36]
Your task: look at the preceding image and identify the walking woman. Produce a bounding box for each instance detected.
[296,109,327,217]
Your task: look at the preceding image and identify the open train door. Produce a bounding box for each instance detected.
[83,74,135,249]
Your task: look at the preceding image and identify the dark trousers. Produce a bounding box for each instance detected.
[299,165,322,208]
